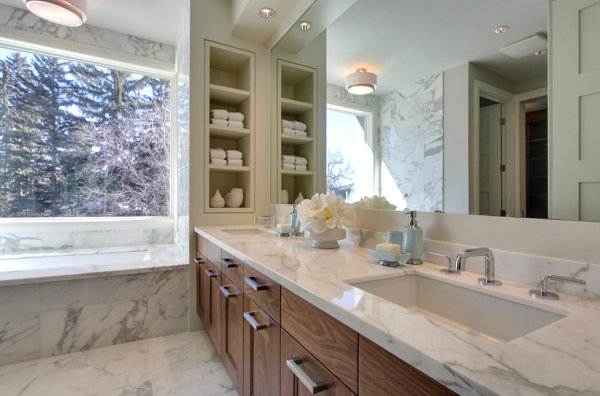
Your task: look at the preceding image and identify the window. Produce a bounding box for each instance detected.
[326,104,376,202]
[0,45,172,218]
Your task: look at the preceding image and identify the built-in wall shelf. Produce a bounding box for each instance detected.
[281,134,313,145]
[281,169,313,176]
[209,165,250,173]
[210,125,250,139]
[205,41,255,213]
[275,60,317,204]
[209,84,250,105]
[280,98,313,115]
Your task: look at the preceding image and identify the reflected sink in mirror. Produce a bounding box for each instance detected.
[222,228,267,235]
[348,274,568,343]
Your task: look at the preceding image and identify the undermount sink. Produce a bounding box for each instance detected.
[222,228,267,235]
[349,273,568,343]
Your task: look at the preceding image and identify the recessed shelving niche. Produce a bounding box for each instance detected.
[276,60,317,204]
[205,41,255,213]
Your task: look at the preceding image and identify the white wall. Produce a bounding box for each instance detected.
[442,64,470,214]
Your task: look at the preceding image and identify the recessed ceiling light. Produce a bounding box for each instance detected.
[297,21,312,31]
[258,7,276,19]
[494,26,510,34]
[534,49,547,56]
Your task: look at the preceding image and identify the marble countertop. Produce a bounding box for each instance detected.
[0,244,188,286]
[195,225,600,396]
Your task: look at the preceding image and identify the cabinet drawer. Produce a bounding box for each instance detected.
[281,329,355,396]
[281,288,358,393]
[194,255,209,322]
[220,277,244,394]
[243,297,280,396]
[359,336,457,395]
[220,251,244,289]
[243,266,281,323]
[205,261,223,357]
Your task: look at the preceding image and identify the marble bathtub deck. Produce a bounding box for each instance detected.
[0,331,235,396]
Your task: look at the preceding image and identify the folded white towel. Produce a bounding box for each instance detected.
[227,159,243,167]
[295,165,307,171]
[227,120,244,128]
[227,112,244,122]
[293,121,307,131]
[282,119,294,129]
[282,163,295,170]
[210,109,228,119]
[210,148,226,160]
[295,156,308,166]
[210,118,228,126]
[282,127,295,135]
[210,158,227,166]
[282,155,296,164]
[226,150,243,160]
[294,130,308,137]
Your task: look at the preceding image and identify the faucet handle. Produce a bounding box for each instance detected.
[530,274,586,300]
[427,251,460,275]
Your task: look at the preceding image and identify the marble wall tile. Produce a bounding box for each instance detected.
[0,314,41,366]
[380,73,444,212]
[0,269,189,366]
[0,4,175,63]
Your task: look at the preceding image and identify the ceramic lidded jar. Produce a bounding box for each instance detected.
[210,190,225,208]
[225,188,243,208]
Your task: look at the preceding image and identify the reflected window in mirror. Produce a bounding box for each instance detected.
[326,104,377,203]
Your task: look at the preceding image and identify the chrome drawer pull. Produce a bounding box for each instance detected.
[205,269,217,278]
[194,257,206,264]
[219,285,238,299]
[243,311,269,331]
[286,358,328,394]
[244,276,268,291]
[221,258,237,268]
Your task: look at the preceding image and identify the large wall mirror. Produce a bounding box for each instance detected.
[271,0,600,223]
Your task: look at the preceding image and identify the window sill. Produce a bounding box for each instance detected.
[0,244,188,286]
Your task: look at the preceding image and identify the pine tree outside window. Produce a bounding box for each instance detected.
[0,45,173,219]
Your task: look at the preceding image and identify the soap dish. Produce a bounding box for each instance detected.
[368,249,410,267]
[273,227,292,237]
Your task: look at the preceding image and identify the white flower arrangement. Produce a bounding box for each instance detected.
[298,193,355,233]
[353,195,397,210]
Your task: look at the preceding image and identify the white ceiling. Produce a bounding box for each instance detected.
[327,0,548,95]
[0,0,186,45]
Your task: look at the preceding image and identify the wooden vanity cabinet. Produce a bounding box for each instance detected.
[281,330,354,396]
[243,296,281,396]
[194,255,209,321]
[281,288,358,393]
[220,276,244,394]
[205,261,223,357]
[359,337,457,396]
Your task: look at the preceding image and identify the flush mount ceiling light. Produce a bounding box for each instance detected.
[23,0,87,27]
[297,21,312,31]
[494,25,510,34]
[345,68,377,95]
[534,49,547,56]
[501,33,547,59]
[258,7,276,18]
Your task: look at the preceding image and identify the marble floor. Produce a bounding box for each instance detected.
[0,331,236,396]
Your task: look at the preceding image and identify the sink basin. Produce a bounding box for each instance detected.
[222,228,267,235]
[349,274,568,343]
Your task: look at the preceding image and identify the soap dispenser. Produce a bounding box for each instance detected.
[402,210,423,265]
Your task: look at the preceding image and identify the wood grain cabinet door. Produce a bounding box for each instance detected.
[359,336,457,396]
[195,256,208,323]
[281,330,355,396]
[220,278,244,393]
[205,262,223,358]
[243,297,280,396]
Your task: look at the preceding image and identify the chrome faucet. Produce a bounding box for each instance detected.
[529,274,586,300]
[254,215,276,229]
[428,251,460,275]
[455,247,502,286]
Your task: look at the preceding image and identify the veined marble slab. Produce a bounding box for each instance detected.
[0,244,188,286]
[196,225,600,395]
